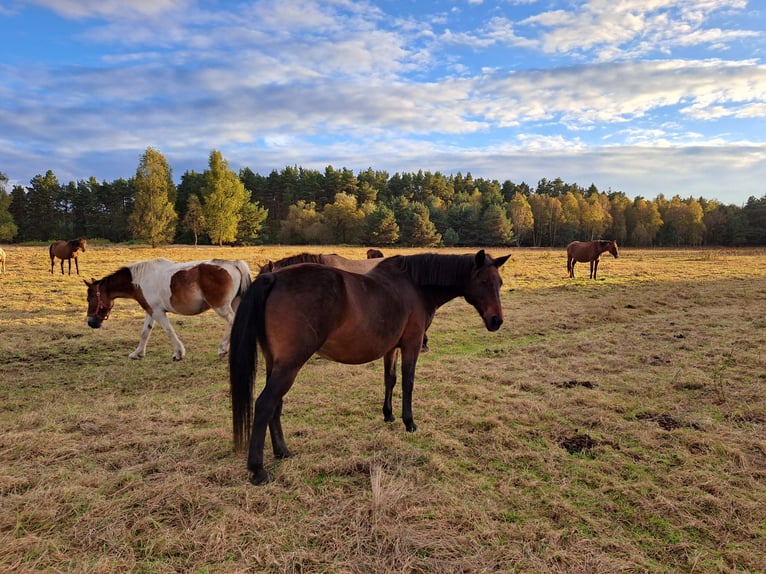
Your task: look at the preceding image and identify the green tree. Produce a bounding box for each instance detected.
[236,201,269,245]
[0,187,18,242]
[480,204,513,245]
[201,150,250,246]
[627,197,663,246]
[399,201,441,247]
[365,203,399,245]
[278,201,327,244]
[26,170,61,240]
[508,193,534,246]
[9,185,29,242]
[183,194,206,245]
[129,147,178,247]
[322,192,365,244]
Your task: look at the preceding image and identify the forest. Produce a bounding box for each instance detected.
[1,147,765,247]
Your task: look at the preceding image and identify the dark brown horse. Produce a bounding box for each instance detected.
[230,250,510,485]
[85,258,252,360]
[566,240,619,279]
[50,238,87,275]
[261,252,383,274]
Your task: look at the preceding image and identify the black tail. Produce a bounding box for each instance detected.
[230,273,275,452]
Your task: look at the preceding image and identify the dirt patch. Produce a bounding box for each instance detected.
[557,380,596,389]
[636,412,701,431]
[559,433,596,454]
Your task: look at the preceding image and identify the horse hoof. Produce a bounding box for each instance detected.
[383,414,395,423]
[405,422,418,433]
[249,468,272,486]
[274,449,293,459]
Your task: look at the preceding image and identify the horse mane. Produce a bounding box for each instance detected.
[126,258,171,286]
[269,253,326,269]
[384,253,475,287]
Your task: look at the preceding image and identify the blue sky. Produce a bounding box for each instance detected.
[1,0,765,205]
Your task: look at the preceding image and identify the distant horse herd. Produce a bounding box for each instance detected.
[3,237,619,485]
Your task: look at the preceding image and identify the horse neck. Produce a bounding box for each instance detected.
[102,267,136,299]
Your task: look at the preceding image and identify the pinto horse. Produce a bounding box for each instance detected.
[85,258,252,361]
[566,240,619,279]
[0,247,6,274]
[50,238,87,275]
[230,250,510,485]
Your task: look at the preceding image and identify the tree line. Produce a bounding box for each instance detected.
[1,147,765,247]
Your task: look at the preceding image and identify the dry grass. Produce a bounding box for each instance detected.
[1,244,765,573]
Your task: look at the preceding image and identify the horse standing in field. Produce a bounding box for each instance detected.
[230,250,510,485]
[0,247,6,274]
[566,240,619,279]
[50,238,87,275]
[85,258,252,361]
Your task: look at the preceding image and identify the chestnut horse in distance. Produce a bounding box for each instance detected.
[566,240,619,279]
[50,238,87,275]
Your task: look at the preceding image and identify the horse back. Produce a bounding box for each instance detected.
[169,263,235,314]
[263,264,419,364]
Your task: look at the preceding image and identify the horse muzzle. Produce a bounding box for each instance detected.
[485,315,503,332]
[87,316,103,329]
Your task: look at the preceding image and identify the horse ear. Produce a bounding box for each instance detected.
[494,254,511,268]
[474,250,486,267]
[84,279,92,287]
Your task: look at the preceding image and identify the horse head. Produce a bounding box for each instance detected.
[84,278,113,328]
[464,250,511,332]
[609,240,619,258]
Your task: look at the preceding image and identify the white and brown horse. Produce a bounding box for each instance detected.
[50,238,87,275]
[85,258,252,361]
[0,247,6,274]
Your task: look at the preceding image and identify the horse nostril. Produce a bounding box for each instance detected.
[87,317,101,329]
[487,315,503,332]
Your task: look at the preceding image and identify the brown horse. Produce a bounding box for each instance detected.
[49,238,87,275]
[261,252,383,274]
[230,250,510,485]
[566,240,619,279]
[366,248,384,259]
[85,258,252,360]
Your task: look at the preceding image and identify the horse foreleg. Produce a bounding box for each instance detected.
[153,310,186,361]
[74,257,80,275]
[129,314,155,359]
[248,366,300,485]
[591,258,599,279]
[382,349,399,423]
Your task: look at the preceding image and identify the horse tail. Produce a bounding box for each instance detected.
[234,259,252,295]
[230,273,275,452]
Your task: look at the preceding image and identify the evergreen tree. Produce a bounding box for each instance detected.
[480,204,513,245]
[365,203,399,245]
[236,201,269,245]
[0,188,18,241]
[129,147,178,247]
[26,171,61,240]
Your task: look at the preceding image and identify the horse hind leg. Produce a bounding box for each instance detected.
[592,259,600,279]
[213,304,236,358]
[382,349,399,423]
[248,365,301,485]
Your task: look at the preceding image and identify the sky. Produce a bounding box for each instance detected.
[1,0,765,206]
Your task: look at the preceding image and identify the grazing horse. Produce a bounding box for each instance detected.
[230,250,510,485]
[0,247,5,274]
[50,238,87,275]
[85,258,252,361]
[566,240,619,279]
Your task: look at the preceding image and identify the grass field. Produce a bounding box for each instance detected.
[1,244,765,573]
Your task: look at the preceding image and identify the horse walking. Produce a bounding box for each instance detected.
[566,240,619,279]
[85,258,252,361]
[230,250,510,485]
[50,238,87,275]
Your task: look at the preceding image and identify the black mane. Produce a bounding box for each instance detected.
[270,253,325,269]
[383,253,475,287]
